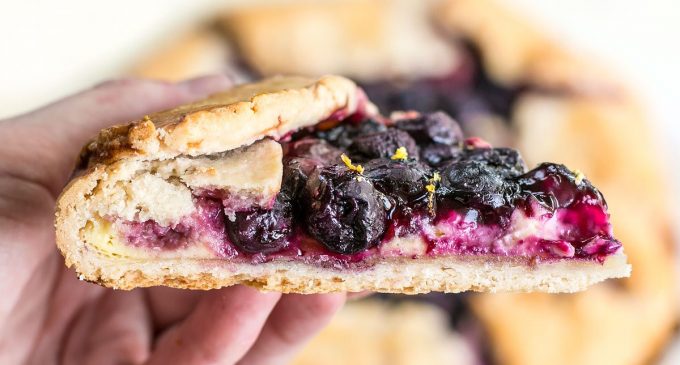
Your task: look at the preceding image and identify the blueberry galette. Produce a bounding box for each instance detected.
[56,75,629,292]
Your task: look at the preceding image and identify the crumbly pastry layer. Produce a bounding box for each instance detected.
[67,251,629,293]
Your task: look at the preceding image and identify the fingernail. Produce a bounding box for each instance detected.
[178,74,233,96]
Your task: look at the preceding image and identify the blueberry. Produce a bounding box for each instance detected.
[517,163,604,211]
[287,138,344,164]
[439,160,508,209]
[463,147,526,177]
[420,144,463,167]
[364,159,432,206]
[305,166,387,254]
[395,111,463,145]
[349,128,419,160]
[282,157,319,199]
[317,119,387,149]
[226,196,293,254]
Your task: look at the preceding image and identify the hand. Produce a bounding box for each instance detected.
[0,76,347,365]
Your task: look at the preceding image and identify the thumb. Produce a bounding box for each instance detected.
[0,75,232,197]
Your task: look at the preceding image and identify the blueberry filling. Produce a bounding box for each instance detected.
[360,43,524,130]
[226,194,293,254]
[117,111,620,263]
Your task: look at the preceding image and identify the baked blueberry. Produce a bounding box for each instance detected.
[463,147,526,178]
[395,111,463,145]
[517,163,604,211]
[287,138,344,163]
[349,128,419,160]
[304,166,387,254]
[316,119,387,149]
[420,144,463,167]
[282,157,320,199]
[226,196,293,254]
[439,160,508,209]
[364,159,432,206]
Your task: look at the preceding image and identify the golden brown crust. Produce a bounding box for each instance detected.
[81,75,369,165]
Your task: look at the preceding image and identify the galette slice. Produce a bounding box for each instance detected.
[56,75,630,293]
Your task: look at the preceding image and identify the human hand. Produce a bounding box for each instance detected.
[0,76,347,365]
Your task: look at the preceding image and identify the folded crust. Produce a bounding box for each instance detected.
[81,75,368,165]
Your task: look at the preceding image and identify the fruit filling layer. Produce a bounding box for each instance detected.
[94,110,621,264]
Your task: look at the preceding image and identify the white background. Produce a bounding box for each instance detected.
[1,0,678,362]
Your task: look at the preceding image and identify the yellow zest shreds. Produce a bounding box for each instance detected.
[390,146,409,161]
[426,172,440,216]
[432,172,441,182]
[142,115,152,122]
[341,154,364,174]
[573,169,585,185]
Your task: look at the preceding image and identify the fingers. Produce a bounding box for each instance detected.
[61,290,152,365]
[146,286,280,365]
[145,286,203,330]
[237,293,346,365]
[1,74,232,197]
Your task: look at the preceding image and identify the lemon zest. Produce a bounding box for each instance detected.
[425,172,440,216]
[432,172,441,182]
[341,154,364,174]
[390,147,409,161]
[573,169,585,184]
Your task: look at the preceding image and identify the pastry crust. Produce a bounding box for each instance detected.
[64,248,630,293]
[81,74,369,165]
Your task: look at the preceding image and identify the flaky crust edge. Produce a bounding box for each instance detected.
[80,74,368,166]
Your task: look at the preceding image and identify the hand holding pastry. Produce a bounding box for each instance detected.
[0,76,346,365]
